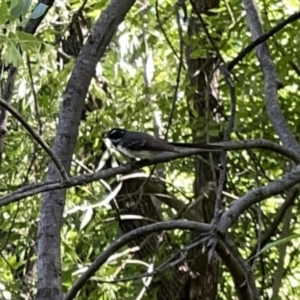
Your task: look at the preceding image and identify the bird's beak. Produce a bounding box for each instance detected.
[102,131,108,139]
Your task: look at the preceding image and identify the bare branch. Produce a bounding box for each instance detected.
[26,55,43,134]
[132,181,257,299]
[0,139,299,207]
[219,165,300,232]
[91,234,207,284]
[211,139,300,162]
[227,11,300,71]
[64,220,211,300]
[241,0,300,151]
[248,187,298,262]
[216,241,253,300]
[0,67,17,135]
[189,0,225,64]
[221,234,260,300]
[165,4,184,136]
[209,67,236,262]
[0,66,17,171]
[0,99,69,181]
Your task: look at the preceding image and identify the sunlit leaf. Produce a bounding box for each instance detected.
[22,0,32,15]
[10,45,23,66]
[16,31,39,43]
[0,0,7,24]
[80,208,94,231]
[10,0,19,10]
[11,1,24,17]
[250,234,300,261]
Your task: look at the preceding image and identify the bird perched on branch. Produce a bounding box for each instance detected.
[102,128,223,160]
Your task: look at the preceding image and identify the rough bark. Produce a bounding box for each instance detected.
[185,0,222,299]
[242,0,300,152]
[36,1,136,299]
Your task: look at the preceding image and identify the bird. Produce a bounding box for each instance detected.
[102,128,223,160]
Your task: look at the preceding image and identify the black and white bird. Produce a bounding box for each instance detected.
[102,128,223,160]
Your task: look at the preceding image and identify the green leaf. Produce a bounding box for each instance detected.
[17,31,41,52]
[16,31,39,42]
[10,0,19,10]
[43,42,54,51]
[190,48,206,59]
[250,234,300,260]
[0,0,7,24]
[3,42,23,66]
[11,1,24,18]
[22,0,32,15]
[80,208,94,231]
[29,2,48,19]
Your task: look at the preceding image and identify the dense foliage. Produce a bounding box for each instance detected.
[0,0,299,299]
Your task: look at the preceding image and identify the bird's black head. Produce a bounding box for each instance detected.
[103,128,126,143]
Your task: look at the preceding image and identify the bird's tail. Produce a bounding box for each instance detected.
[170,142,224,152]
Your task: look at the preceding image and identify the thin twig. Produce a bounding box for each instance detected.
[188,0,236,263]
[165,4,184,137]
[270,205,293,300]
[227,11,300,71]
[91,234,208,284]
[0,98,69,181]
[189,0,225,63]
[0,202,20,253]
[155,0,181,62]
[26,55,43,134]
[208,67,236,261]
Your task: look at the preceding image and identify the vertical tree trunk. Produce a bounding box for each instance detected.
[36,1,136,299]
[185,0,222,299]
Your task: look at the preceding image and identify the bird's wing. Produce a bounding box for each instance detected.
[121,138,147,151]
[122,131,177,152]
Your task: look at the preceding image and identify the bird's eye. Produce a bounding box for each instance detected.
[108,128,124,139]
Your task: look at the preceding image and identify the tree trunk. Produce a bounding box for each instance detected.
[185,0,222,299]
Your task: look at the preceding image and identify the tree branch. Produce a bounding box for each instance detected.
[221,233,260,300]
[0,139,299,207]
[248,187,298,262]
[0,99,69,181]
[227,11,300,71]
[241,0,300,152]
[211,139,300,162]
[64,220,211,300]
[147,182,256,299]
[219,165,300,232]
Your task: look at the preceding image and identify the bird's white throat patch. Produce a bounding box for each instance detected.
[110,138,121,144]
